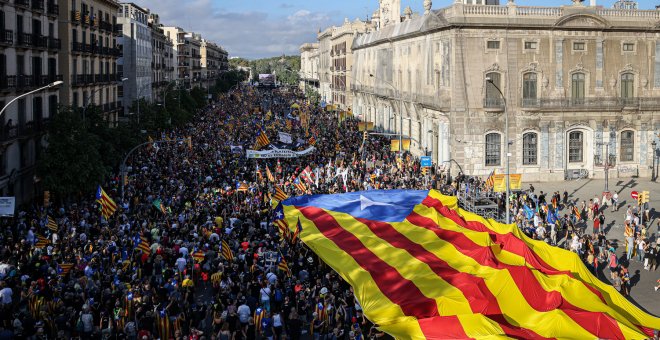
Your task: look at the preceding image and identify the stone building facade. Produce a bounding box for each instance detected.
[299,43,319,93]
[0,0,63,203]
[351,0,660,181]
[58,0,122,122]
[148,12,175,103]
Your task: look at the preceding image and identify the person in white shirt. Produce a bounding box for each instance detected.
[176,255,187,273]
[0,281,13,305]
[237,300,251,325]
[260,284,272,312]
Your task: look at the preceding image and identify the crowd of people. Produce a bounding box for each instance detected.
[0,86,447,340]
[1,85,657,340]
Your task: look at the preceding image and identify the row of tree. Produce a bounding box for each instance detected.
[37,70,247,200]
[230,55,301,86]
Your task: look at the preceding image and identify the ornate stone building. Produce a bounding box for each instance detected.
[299,43,319,94]
[317,19,375,109]
[351,0,660,181]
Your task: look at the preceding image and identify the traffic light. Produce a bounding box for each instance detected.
[642,191,650,204]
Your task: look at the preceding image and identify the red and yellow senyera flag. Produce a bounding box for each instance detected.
[281,190,660,339]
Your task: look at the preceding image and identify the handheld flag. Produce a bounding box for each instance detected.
[485,170,495,188]
[279,189,660,339]
[293,177,307,193]
[192,249,205,263]
[291,218,302,244]
[573,206,581,221]
[152,199,167,214]
[96,186,117,219]
[236,182,249,192]
[34,234,50,248]
[308,136,316,146]
[47,216,58,232]
[221,240,234,262]
[57,263,74,277]
[274,204,289,240]
[254,129,270,150]
[266,166,275,182]
[278,256,291,277]
[135,234,151,256]
[273,186,289,202]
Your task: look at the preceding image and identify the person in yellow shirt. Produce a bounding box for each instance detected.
[182,275,194,288]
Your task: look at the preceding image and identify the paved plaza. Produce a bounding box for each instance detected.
[528,178,660,316]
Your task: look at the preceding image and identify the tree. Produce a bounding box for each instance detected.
[38,107,109,198]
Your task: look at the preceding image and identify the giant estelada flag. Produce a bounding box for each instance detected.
[281,190,660,339]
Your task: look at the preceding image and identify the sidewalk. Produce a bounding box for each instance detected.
[527,178,660,316]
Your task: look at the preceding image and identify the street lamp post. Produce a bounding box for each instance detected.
[652,140,658,182]
[0,81,64,118]
[486,77,510,224]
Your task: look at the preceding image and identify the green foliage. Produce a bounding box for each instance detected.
[248,55,301,85]
[37,108,109,197]
[38,85,211,199]
[229,57,250,68]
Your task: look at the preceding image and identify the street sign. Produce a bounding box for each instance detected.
[631,191,638,200]
[420,156,432,168]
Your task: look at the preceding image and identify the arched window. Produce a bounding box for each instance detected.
[485,72,502,108]
[522,72,537,106]
[485,132,501,166]
[522,132,538,165]
[620,130,634,162]
[621,73,634,99]
[568,131,584,163]
[571,73,585,103]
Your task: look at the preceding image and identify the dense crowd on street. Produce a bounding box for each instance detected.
[1,85,658,340]
[0,86,448,340]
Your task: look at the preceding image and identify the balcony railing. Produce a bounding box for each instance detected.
[15,0,30,8]
[16,32,32,47]
[48,37,61,50]
[483,97,505,109]
[31,0,44,11]
[0,125,19,143]
[46,2,58,15]
[31,35,48,48]
[16,74,34,89]
[521,97,660,110]
[0,29,13,45]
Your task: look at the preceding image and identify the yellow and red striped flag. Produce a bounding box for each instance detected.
[254,129,270,150]
[273,186,288,202]
[573,206,582,221]
[192,250,205,263]
[278,256,291,277]
[95,186,117,219]
[57,263,74,276]
[221,240,234,262]
[485,169,495,188]
[266,166,275,182]
[47,216,58,232]
[136,235,151,256]
[34,234,50,248]
[280,189,660,339]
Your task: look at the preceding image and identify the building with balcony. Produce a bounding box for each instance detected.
[350,0,660,181]
[161,26,189,87]
[58,0,122,123]
[117,2,151,116]
[185,32,202,87]
[316,18,374,109]
[0,0,62,203]
[148,12,174,103]
[299,42,319,93]
[200,38,227,90]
